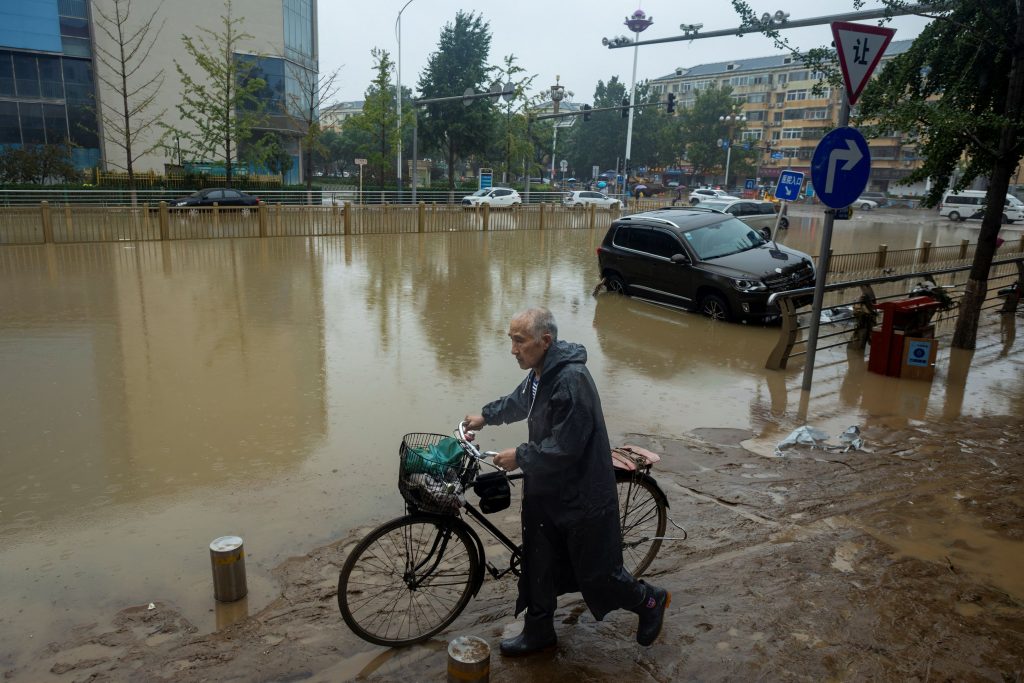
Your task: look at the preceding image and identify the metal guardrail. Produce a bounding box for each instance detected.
[765,256,1024,370]
[0,201,615,244]
[0,189,621,207]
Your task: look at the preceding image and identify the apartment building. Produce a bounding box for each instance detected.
[650,40,920,194]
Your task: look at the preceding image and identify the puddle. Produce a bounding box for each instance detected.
[862,492,1024,601]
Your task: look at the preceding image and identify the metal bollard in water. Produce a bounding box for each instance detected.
[447,635,490,683]
[210,535,247,602]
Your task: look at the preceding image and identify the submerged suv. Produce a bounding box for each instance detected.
[596,207,816,322]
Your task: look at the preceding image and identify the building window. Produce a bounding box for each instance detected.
[0,101,20,144]
[0,51,13,97]
[781,128,803,139]
[283,0,314,66]
[13,54,39,97]
[747,92,766,104]
[804,108,828,119]
[745,109,766,121]
[786,89,809,101]
[784,108,804,120]
[741,129,763,141]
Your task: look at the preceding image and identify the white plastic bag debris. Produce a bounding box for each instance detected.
[838,426,863,452]
[819,306,855,324]
[776,425,864,456]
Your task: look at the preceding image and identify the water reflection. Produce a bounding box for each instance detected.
[0,241,327,530]
[0,225,1019,668]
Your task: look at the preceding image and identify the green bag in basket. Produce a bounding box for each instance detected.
[406,437,464,479]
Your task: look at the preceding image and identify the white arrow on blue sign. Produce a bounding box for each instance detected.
[774,170,804,202]
[810,126,871,209]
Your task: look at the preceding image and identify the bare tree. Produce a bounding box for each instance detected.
[285,64,342,191]
[91,0,166,190]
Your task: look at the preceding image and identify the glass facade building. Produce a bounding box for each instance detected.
[0,0,100,169]
[0,0,317,181]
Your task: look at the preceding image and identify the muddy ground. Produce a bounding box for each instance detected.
[8,416,1024,682]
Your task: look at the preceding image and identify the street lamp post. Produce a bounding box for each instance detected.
[396,0,415,201]
[621,10,653,193]
[718,113,746,191]
[549,77,565,184]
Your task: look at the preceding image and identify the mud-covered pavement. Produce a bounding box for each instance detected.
[13,415,1024,682]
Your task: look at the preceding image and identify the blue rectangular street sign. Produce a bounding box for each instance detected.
[774,170,804,202]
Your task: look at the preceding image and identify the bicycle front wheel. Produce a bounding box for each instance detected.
[615,470,667,577]
[338,515,479,647]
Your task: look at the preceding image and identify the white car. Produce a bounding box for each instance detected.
[562,191,624,210]
[689,188,740,204]
[698,199,787,232]
[461,187,521,208]
[854,197,879,210]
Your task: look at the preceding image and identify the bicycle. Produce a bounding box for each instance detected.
[337,421,675,647]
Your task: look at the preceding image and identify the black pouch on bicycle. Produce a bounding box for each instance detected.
[473,471,511,514]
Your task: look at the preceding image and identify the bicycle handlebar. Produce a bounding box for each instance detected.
[457,421,503,472]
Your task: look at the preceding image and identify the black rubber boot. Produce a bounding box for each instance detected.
[499,626,557,657]
[634,582,671,646]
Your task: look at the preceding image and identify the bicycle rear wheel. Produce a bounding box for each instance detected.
[338,515,479,647]
[615,470,667,577]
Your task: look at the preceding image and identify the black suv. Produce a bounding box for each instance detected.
[596,208,815,322]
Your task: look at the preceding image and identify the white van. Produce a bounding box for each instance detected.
[939,190,1024,223]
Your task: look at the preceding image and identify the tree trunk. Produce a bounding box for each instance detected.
[446,142,456,190]
[952,7,1024,350]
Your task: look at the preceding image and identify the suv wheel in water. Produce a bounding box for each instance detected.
[948,211,961,221]
[605,274,628,295]
[700,293,730,321]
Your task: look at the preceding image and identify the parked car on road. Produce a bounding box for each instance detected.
[697,198,787,232]
[563,190,623,210]
[170,188,261,208]
[854,197,880,210]
[857,191,889,208]
[461,187,522,208]
[596,207,815,323]
[689,188,739,204]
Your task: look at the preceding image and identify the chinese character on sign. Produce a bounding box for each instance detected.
[853,38,870,65]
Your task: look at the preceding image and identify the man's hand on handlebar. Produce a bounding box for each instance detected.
[492,448,518,472]
[463,415,485,431]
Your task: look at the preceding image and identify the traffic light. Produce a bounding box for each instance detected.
[621,96,630,119]
[666,93,676,114]
[582,104,592,121]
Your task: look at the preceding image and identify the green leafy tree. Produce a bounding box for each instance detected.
[417,11,496,189]
[679,86,756,185]
[731,0,1024,350]
[0,144,79,184]
[166,0,265,186]
[243,131,293,176]
[563,77,630,178]
[487,54,536,183]
[346,48,403,187]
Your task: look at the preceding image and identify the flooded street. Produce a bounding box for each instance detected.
[1,210,1022,681]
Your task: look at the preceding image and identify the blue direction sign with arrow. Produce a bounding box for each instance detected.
[810,127,871,209]
[774,170,804,202]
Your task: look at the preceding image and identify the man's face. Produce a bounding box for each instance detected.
[508,316,551,372]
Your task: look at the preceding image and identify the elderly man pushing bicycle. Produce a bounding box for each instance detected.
[464,306,670,656]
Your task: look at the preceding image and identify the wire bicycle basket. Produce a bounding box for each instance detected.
[398,433,468,515]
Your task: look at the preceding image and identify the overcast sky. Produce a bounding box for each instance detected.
[318,1,932,105]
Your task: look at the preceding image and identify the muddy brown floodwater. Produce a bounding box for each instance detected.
[0,219,1022,681]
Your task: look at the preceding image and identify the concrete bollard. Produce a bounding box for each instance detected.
[447,635,490,683]
[210,536,247,602]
